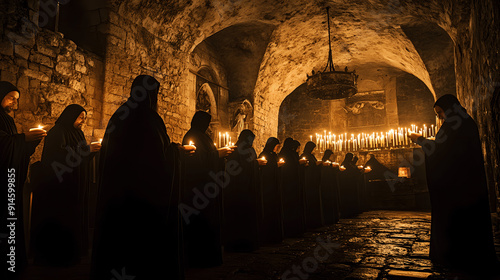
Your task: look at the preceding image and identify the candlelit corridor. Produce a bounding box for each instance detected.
[2,0,500,279]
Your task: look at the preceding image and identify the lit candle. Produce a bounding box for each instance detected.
[339,165,346,171]
[29,125,45,132]
[279,158,285,163]
[91,138,103,145]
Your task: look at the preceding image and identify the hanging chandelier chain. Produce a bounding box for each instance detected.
[325,6,335,73]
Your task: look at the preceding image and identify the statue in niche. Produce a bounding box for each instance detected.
[196,84,212,114]
[232,109,246,135]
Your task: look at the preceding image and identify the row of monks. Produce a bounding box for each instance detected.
[2,76,498,279]
[1,77,377,279]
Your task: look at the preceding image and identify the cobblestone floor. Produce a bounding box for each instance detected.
[21,211,500,280]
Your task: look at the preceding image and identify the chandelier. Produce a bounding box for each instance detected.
[305,7,358,100]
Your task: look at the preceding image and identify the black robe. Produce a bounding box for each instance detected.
[223,130,260,252]
[0,82,39,278]
[278,139,305,237]
[416,95,498,274]
[31,105,95,266]
[319,150,340,225]
[258,138,283,244]
[300,142,323,229]
[91,75,183,280]
[338,154,361,218]
[364,156,392,209]
[181,111,223,268]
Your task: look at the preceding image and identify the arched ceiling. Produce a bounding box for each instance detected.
[112,0,464,104]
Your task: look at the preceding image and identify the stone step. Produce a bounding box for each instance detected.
[387,270,432,279]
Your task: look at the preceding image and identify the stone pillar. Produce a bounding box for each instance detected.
[329,99,347,132]
[384,77,399,128]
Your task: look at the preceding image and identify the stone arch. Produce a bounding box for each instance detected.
[195,65,222,120]
[401,21,456,101]
[196,82,218,121]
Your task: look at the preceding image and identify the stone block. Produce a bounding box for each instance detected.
[23,68,50,82]
[110,24,127,39]
[69,79,85,92]
[30,53,54,68]
[75,64,87,74]
[386,270,432,279]
[17,75,29,91]
[0,40,14,56]
[345,268,380,280]
[14,45,30,60]
[106,93,126,104]
[66,40,78,52]
[39,65,53,77]
[37,44,57,57]
[30,79,40,88]
[55,61,73,76]
[15,58,28,68]
[74,52,85,64]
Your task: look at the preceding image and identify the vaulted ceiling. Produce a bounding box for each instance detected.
[114,0,462,105]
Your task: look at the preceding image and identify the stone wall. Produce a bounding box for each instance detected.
[0,1,105,163]
[396,73,436,128]
[190,41,230,131]
[278,85,331,146]
[100,8,192,143]
[452,0,500,214]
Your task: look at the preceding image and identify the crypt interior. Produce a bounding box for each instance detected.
[1,0,499,279]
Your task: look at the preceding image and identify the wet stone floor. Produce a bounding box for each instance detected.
[21,211,500,280]
[186,211,500,280]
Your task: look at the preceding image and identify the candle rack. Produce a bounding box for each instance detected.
[311,124,437,154]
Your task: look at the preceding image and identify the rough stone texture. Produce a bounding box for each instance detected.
[451,0,500,216]
[396,73,436,128]
[0,0,498,228]
[0,20,105,163]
